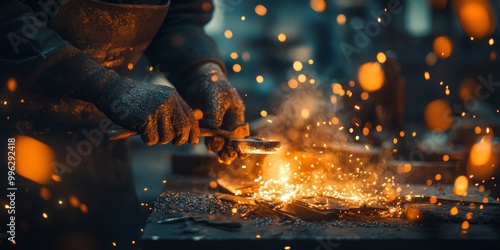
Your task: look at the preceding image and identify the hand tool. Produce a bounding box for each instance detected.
[105,123,281,155]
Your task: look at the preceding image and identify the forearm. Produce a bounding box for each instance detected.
[145,0,226,91]
[0,0,120,105]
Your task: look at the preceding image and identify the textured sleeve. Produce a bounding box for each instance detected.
[144,0,226,86]
[0,0,122,104]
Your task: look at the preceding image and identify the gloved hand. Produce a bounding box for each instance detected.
[95,78,200,146]
[15,39,200,147]
[181,63,246,164]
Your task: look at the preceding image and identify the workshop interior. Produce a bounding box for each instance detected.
[1,0,500,249]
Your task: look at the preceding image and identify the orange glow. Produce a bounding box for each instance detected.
[397,163,412,173]
[458,78,479,101]
[450,206,459,215]
[357,62,385,92]
[7,78,17,92]
[293,61,303,71]
[429,196,438,204]
[224,30,233,39]
[405,206,421,222]
[80,204,88,213]
[288,79,298,89]
[337,14,346,25]
[424,71,430,80]
[376,52,387,63]
[278,33,287,42]
[209,181,218,189]
[435,174,442,180]
[455,0,496,40]
[15,136,55,185]
[69,195,81,208]
[298,74,306,83]
[462,220,470,230]
[40,187,51,200]
[127,63,134,70]
[211,75,219,82]
[255,5,267,16]
[454,175,469,196]
[310,0,326,12]
[230,52,238,60]
[467,137,497,180]
[360,92,369,100]
[433,36,453,58]
[469,137,491,166]
[232,64,242,73]
[466,212,474,220]
[201,1,212,12]
[256,75,264,84]
[424,99,453,132]
[193,109,203,120]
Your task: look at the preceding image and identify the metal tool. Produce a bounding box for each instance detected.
[105,123,281,155]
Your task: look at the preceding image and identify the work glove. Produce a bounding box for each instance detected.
[180,63,246,164]
[15,41,200,146]
[95,78,200,146]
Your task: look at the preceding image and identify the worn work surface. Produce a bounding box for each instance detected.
[142,175,500,250]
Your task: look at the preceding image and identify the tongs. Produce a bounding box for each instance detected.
[105,123,281,155]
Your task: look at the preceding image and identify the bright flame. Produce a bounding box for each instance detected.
[15,136,55,184]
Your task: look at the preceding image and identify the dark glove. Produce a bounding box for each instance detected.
[181,63,246,164]
[13,41,199,146]
[96,78,200,146]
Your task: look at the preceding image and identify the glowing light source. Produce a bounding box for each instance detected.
[293,61,303,71]
[7,78,17,92]
[278,33,287,42]
[455,0,496,40]
[255,5,267,16]
[376,52,387,63]
[256,75,264,83]
[424,71,430,80]
[357,62,385,92]
[423,99,453,131]
[433,36,453,58]
[469,137,492,166]
[15,136,55,185]
[337,14,346,25]
[193,109,203,120]
[224,30,233,39]
[310,0,326,12]
[232,64,242,73]
[454,175,469,196]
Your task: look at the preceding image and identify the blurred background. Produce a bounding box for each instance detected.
[132,0,500,207]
